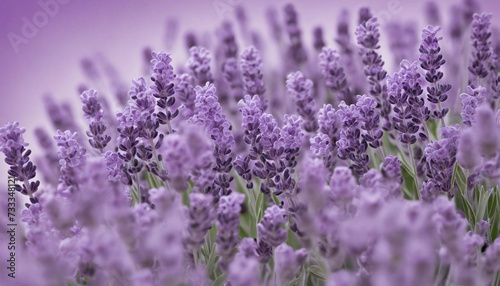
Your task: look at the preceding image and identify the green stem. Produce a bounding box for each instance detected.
[408,145,421,199]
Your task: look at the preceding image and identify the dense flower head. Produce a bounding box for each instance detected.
[54,130,87,169]
[274,244,308,283]
[330,166,358,203]
[461,85,487,126]
[317,104,339,139]
[319,47,350,102]
[80,89,103,122]
[175,73,196,116]
[310,132,331,157]
[281,114,304,150]
[283,3,308,68]
[336,101,370,175]
[380,155,402,184]
[356,94,383,148]
[257,205,287,247]
[240,46,266,96]
[7,4,500,286]
[469,13,493,79]
[102,151,123,181]
[0,122,40,197]
[216,192,245,258]
[222,57,244,101]
[424,133,458,195]
[187,46,213,85]
[185,193,216,251]
[259,113,282,153]
[150,51,175,89]
[191,83,235,151]
[0,121,28,153]
[286,71,318,132]
[474,103,499,158]
[419,26,445,83]
[356,17,380,50]
[238,94,263,133]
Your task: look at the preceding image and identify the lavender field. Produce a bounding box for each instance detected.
[2,0,500,285]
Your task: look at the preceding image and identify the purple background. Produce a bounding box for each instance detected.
[1,0,500,177]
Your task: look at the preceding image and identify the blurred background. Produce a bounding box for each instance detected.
[1,0,500,178]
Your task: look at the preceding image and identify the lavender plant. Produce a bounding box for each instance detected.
[3,2,500,286]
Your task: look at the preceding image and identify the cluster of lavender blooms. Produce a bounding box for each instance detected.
[3,2,500,286]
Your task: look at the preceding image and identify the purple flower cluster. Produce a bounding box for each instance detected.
[188,46,213,86]
[355,17,392,130]
[419,26,451,121]
[469,13,493,80]
[4,3,500,286]
[80,89,111,152]
[286,71,318,132]
[319,47,354,105]
[240,46,266,109]
[0,122,40,199]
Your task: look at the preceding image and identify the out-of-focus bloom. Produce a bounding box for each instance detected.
[286,71,318,132]
[318,48,352,104]
[175,73,196,117]
[330,166,357,204]
[469,13,493,80]
[228,254,260,286]
[474,104,499,158]
[460,86,487,126]
[216,192,245,258]
[184,193,216,251]
[274,243,307,284]
[283,3,307,69]
[222,58,244,102]
[424,126,459,195]
[80,89,111,152]
[257,205,287,247]
[313,26,325,52]
[457,128,481,170]
[188,46,213,85]
[240,46,266,109]
[386,21,418,68]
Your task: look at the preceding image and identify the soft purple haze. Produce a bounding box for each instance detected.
[0,0,499,181]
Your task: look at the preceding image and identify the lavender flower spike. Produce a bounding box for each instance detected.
[185,193,216,251]
[216,192,245,258]
[469,13,493,81]
[80,89,111,152]
[460,85,487,126]
[257,205,287,247]
[187,46,213,86]
[336,102,369,175]
[190,82,234,197]
[175,73,196,117]
[419,25,451,122]
[286,71,318,132]
[240,46,266,109]
[318,47,352,104]
[356,94,383,149]
[355,17,391,130]
[0,122,40,198]
[274,243,308,284]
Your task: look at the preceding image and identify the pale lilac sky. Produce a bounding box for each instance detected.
[0,0,499,177]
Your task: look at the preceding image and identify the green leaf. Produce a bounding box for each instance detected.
[307,265,326,281]
[475,186,491,223]
[212,274,227,286]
